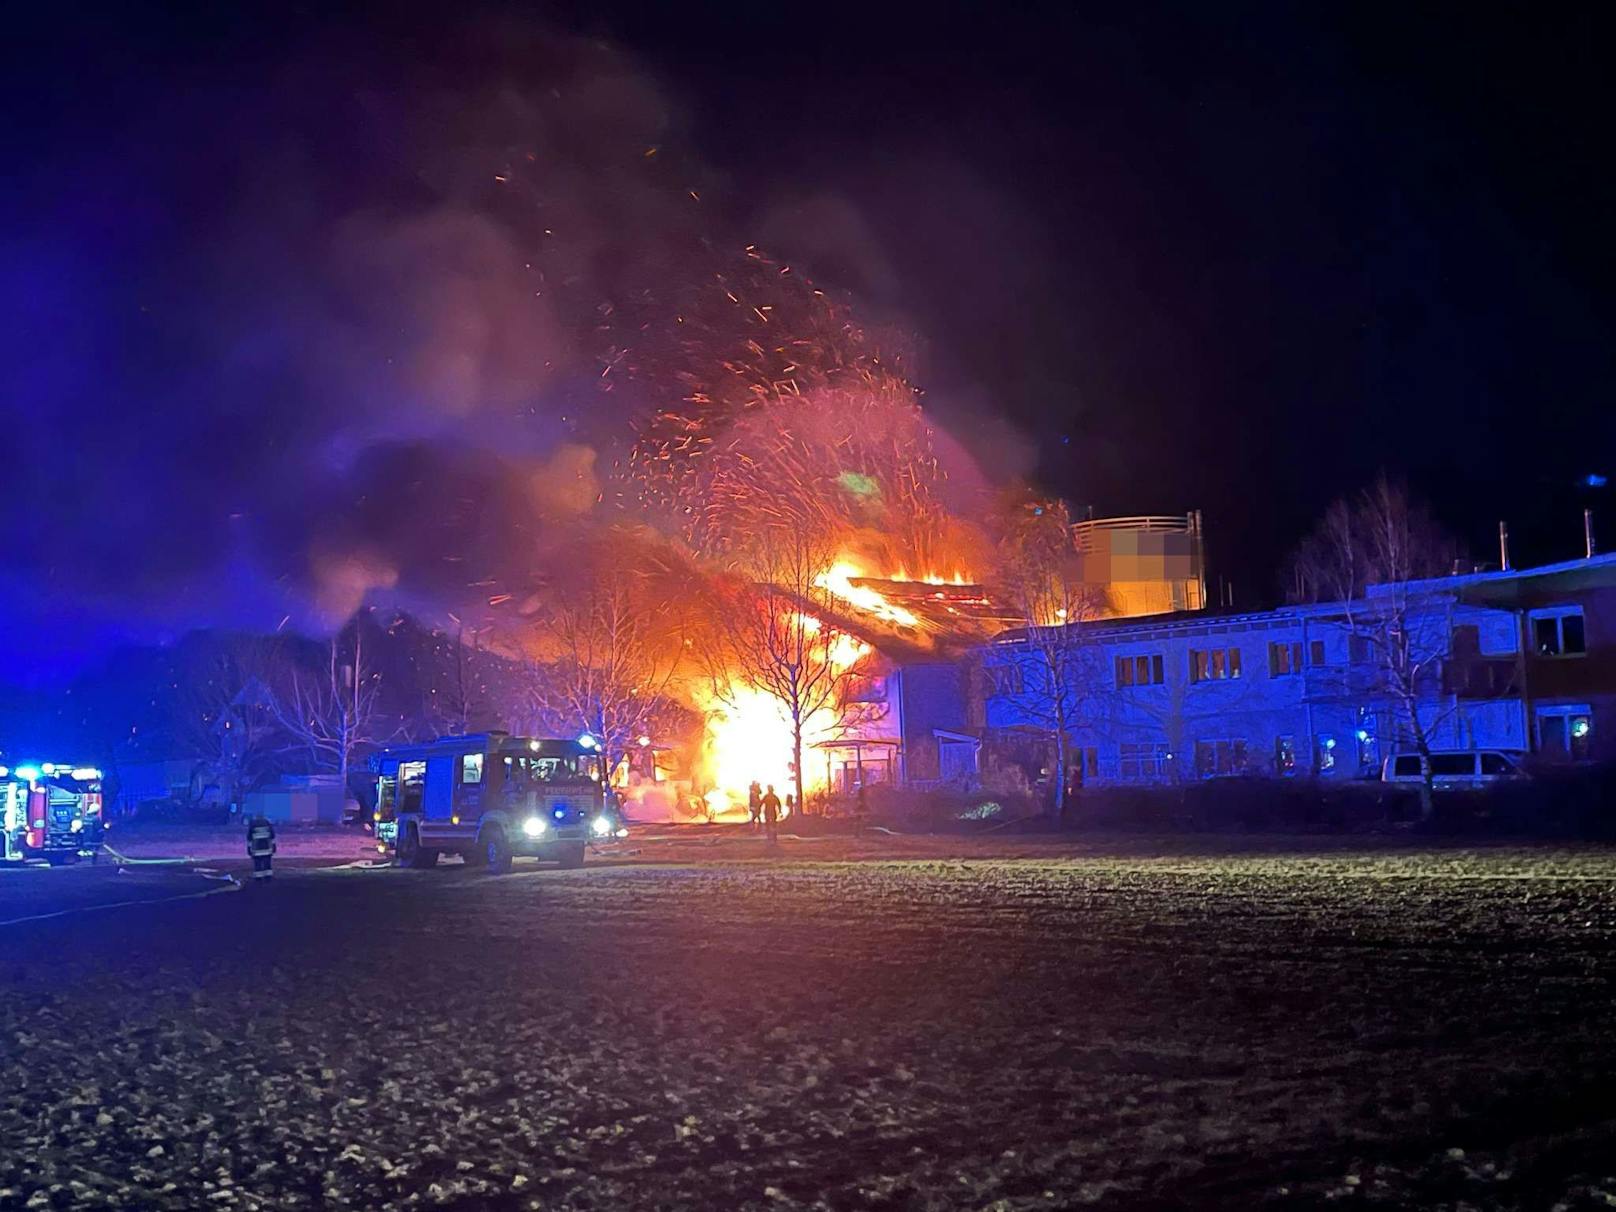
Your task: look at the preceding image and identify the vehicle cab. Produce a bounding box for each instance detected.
[372,732,618,872]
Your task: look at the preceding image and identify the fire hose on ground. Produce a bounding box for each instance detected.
[100,843,210,867]
[98,844,245,884]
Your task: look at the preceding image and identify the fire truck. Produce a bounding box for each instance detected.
[371,733,623,873]
[1,762,107,866]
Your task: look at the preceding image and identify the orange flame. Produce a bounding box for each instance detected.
[813,562,920,628]
[696,608,871,815]
[887,567,973,585]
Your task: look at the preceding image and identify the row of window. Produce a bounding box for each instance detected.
[1112,640,1327,689]
[1270,639,1328,676]
[1022,644,1297,691]
[1085,707,1590,782]
[1190,647,1241,681]
[1110,734,1355,780]
[1082,710,1596,781]
[1115,654,1165,687]
[991,604,1592,698]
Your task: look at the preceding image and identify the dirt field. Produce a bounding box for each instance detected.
[4,837,1616,1209]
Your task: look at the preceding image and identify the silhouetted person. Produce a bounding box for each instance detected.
[747,780,763,830]
[246,812,277,881]
[760,785,782,845]
[855,783,869,837]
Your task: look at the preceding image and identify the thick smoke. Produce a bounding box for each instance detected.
[0,15,1014,681]
[0,25,712,665]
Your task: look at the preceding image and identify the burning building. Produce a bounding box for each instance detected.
[697,511,1210,808]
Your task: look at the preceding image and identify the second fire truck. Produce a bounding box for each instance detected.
[1,762,107,865]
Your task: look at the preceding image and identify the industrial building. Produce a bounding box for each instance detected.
[977,550,1616,787]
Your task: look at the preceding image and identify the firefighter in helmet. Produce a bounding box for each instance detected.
[246,810,277,881]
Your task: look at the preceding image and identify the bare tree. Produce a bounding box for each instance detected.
[174,641,289,811]
[427,622,478,737]
[271,617,393,805]
[703,530,863,815]
[527,562,689,789]
[992,497,1106,818]
[1289,477,1464,820]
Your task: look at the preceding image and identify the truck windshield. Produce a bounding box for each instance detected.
[514,755,602,783]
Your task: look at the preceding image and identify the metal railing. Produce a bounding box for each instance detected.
[1071,513,1200,551]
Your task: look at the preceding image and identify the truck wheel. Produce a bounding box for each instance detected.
[398,825,439,869]
[557,841,586,869]
[479,826,512,874]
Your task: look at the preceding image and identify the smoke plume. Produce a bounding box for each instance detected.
[0,14,1006,680]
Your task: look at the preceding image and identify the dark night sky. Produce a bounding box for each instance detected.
[4,2,1614,677]
[587,2,1616,584]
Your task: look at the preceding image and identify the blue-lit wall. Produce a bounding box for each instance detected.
[981,600,1528,782]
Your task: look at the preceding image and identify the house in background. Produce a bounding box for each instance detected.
[814,659,979,794]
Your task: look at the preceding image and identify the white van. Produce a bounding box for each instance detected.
[1381,750,1527,789]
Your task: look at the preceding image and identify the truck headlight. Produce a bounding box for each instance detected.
[522,816,548,838]
[70,818,85,833]
[590,815,613,838]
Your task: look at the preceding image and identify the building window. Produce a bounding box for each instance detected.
[1115,653,1165,688]
[988,664,1023,697]
[845,675,888,703]
[1118,742,1170,779]
[1309,639,1327,667]
[1275,735,1297,773]
[1316,734,1337,772]
[1269,641,1304,676]
[1069,747,1101,786]
[1537,705,1593,761]
[461,753,484,784]
[1193,739,1247,777]
[1530,608,1586,657]
[1190,647,1242,683]
[1349,634,1373,664]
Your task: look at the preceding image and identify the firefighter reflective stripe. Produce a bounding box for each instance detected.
[247,824,275,856]
[252,868,273,879]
